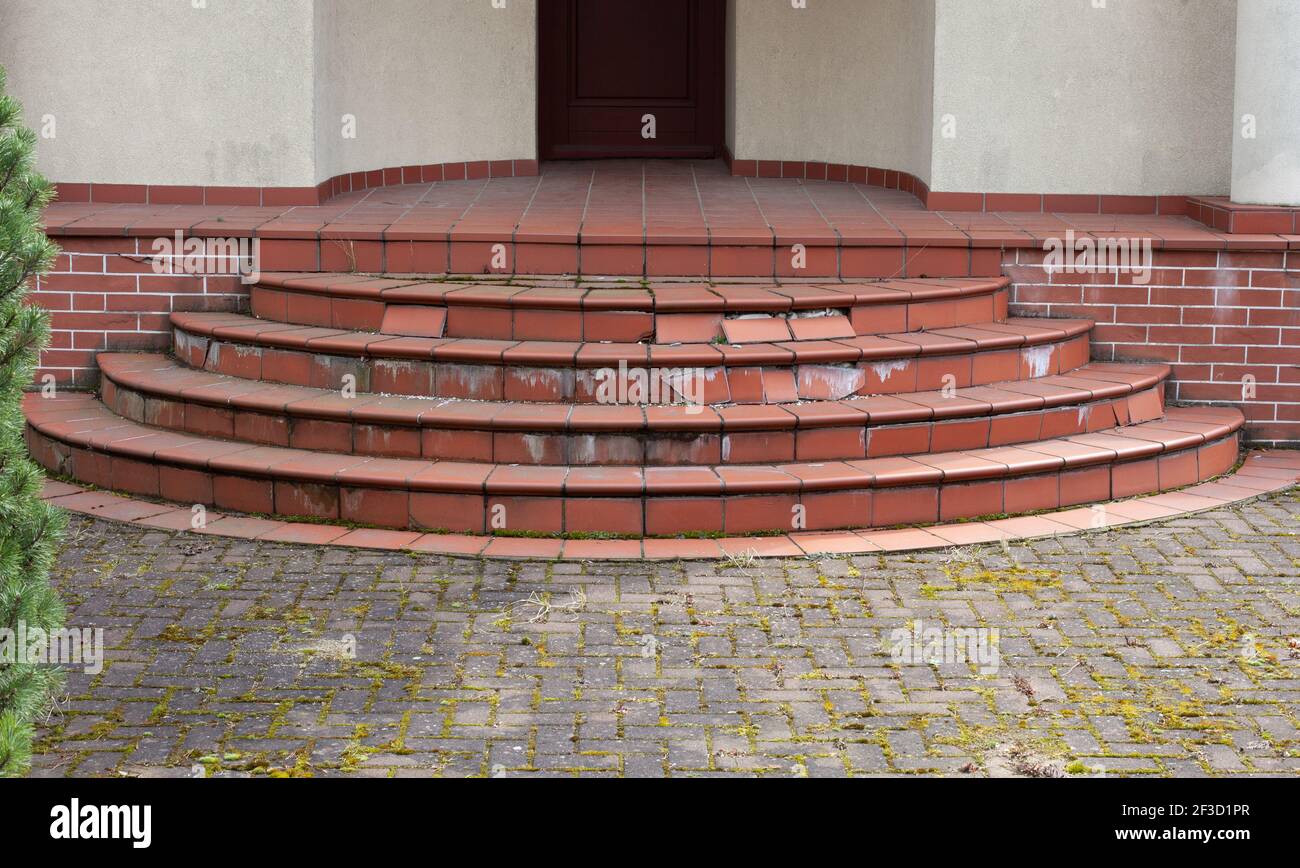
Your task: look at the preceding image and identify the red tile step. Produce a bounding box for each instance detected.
[24,394,1243,537]
[250,274,1012,342]
[38,451,1297,560]
[98,353,1171,465]
[171,311,1094,403]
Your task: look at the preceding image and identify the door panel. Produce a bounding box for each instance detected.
[574,0,692,100]
[539,0,724,160]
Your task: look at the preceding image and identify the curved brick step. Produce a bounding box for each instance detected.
[98,353,1172,465]
[24,394,1243,536]
[39,452,1300,561]
[251,274,1012,342]
[171,312,1094,403]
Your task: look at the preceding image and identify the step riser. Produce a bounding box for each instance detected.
[175,328,1093,403]
[26,426,1240,535]
[251,285,1011,342]
[101,376,1166,465]
[254,240,1006,280]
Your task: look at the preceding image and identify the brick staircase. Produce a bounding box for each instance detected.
[23,273,1245,539]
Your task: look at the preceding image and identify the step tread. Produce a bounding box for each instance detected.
[172,311,1093,366]
[258,274,1011,312]
[26,394,1242,496]
[99,353,1170,432]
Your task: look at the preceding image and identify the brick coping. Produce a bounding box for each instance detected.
[38,451,1298,562]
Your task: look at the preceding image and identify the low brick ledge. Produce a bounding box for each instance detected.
[721,150,1198,217]
[1186,196,1300,235]
[37,451,1299,562]
[53,159,541,208]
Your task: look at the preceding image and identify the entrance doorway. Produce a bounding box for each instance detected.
[537,0,725,160]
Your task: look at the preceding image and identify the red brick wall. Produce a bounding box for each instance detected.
[1004,248,1300,447]
[34,237,247,388]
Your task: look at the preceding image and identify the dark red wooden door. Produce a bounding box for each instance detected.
[539,0,724,159]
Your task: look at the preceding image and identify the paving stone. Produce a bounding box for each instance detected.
[29,488,1300,778]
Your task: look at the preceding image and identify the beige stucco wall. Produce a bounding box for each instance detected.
[0,0,318,187]
[313,0,537,181]
[1231,0,1300,205]
[0,0,1246,198]
[725,0,738,158]
[0,0,535,188]
[930,0,1237,196]
[728,0,936,184]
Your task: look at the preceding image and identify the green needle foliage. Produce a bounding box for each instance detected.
[0,65,66,777]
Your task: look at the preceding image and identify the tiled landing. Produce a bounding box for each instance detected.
[45,161,1298,281]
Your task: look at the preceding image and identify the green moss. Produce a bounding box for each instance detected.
[157,624,213,645]
[928,565,1063,597]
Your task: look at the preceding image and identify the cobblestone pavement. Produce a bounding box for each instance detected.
[29,487,1300,778]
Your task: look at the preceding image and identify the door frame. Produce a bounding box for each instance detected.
[537,0,726,161]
